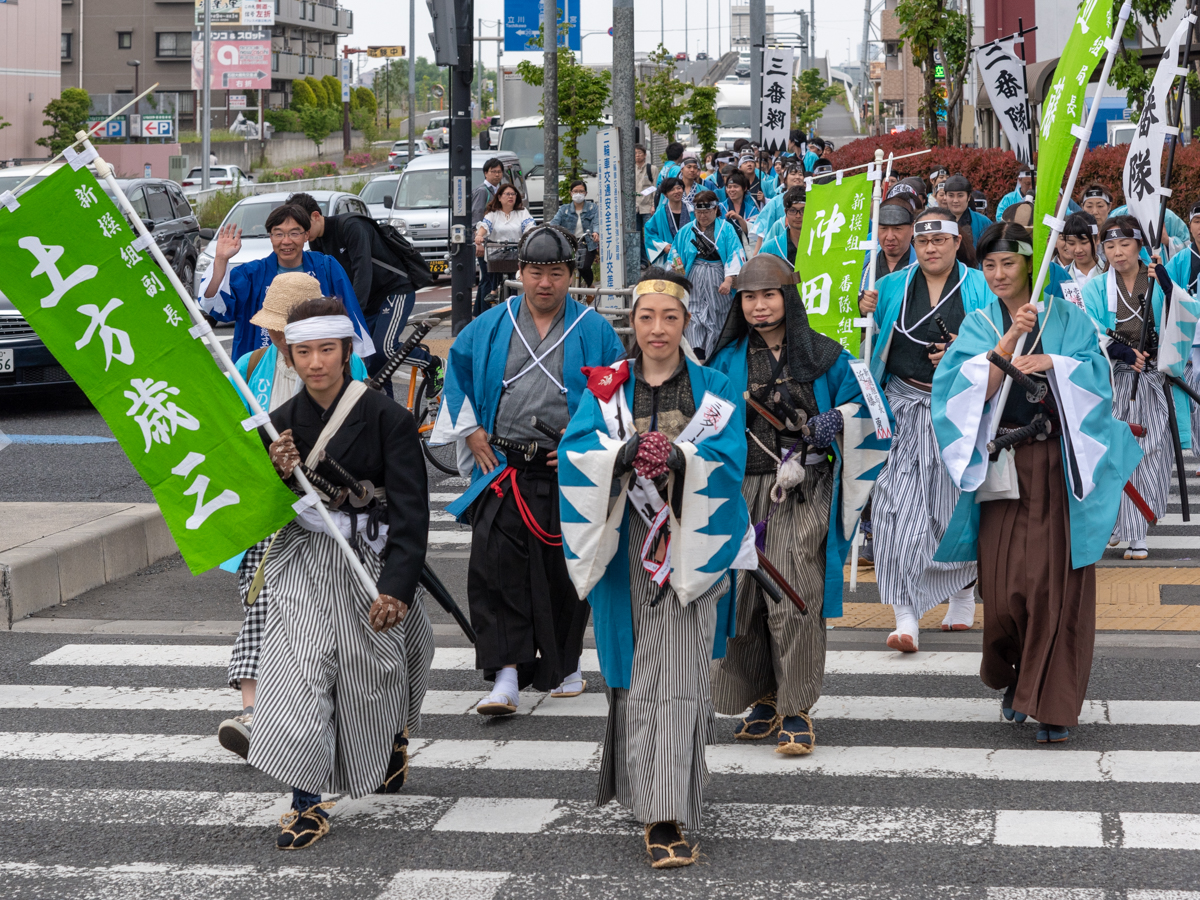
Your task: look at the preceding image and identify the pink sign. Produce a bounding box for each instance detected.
[191,30,271,91]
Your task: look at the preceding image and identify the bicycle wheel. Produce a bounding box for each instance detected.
[415,371,459,476]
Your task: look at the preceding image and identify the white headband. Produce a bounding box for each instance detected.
[914,219,960,236]
[284,315,357,345]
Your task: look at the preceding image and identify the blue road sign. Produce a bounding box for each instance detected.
[504,0,580,52]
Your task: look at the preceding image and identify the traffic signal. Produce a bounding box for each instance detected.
[427,0,459,67]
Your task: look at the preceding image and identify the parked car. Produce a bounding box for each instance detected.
[180,165,255,193]
[386,150,525,280]
[193,190,370,295]
[360,173,402,222]
[487,116,502,148]
[105,178,203,289]
[0,162,68,198]
[387,140,429,171]
[422,116,451,149]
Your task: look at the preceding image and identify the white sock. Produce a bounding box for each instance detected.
[892,603,920,637]
[1130,539,1147,551]
[942,586,976,627]
[553,662,584,693]
[493,666,519,700]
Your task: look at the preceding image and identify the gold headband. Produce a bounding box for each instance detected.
[633,278,687,302]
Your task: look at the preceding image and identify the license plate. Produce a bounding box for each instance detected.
[429,260,448,274]
[0,349,12,374]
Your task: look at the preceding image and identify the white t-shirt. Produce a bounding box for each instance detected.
[480,208,536,244]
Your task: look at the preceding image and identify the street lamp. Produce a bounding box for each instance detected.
[127,60,141,143]
[578,30,610,66]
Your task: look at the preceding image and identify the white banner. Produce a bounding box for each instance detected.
[596,127,625,302]
[978,35,1032,165]
[1123,15,1194,248]
[760,48,795,153]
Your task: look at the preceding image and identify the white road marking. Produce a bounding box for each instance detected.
[992,810,1105,848]
[429,492,463,502]
[1121,812,1200,850]
[432,797,566,833]
[427,531,472,544]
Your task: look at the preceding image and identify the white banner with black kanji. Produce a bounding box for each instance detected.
[760,47,794,153]
[978,35,1032,165]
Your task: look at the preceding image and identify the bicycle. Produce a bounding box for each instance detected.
[377,317,459,476]
[482,238,521,307]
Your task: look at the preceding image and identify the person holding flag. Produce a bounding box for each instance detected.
[995,166,1035,222]
[931,221,1140,743]
[858,208,996,650]
[707,254,892,756]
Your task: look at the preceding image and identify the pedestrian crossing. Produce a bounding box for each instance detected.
[4,636,1199,898]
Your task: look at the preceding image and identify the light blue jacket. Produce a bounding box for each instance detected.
[549,200,600,251]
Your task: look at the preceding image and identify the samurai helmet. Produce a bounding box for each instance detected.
[517,224,578,268]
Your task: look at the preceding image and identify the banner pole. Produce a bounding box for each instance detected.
[79,133,382,602]
[1155,5,1199,251]
[990,0,1132,442]
[823,147,933,183]
[862,148,888,362]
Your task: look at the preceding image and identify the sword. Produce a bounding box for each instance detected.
[987,414,1052,455]
[986,350,1049,405]
[316,450,372,507]
[529,416,562,442]
[366,317,441,392]
[299,464,349,508]
[488,434,538,462]
[745,392,788,431]
[419,564,478,643]
[755,548,807,614]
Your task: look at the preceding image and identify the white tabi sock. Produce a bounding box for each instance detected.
[942,585,976,628]
[489,666,519,704]
[891,603,920,639]
[551,660,585,695]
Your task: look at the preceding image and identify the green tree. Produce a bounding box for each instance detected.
[1109,0,1177,123]
[36,88,90,154]
[517,24,611,198]
[322,75,344,108]
[372,56,450,123]
[636,45,688,148]
[791,69,840,133]
[305,76,330,108]
[685,86,720,157]
[300,105,333,154]
[354,86,377,117]
[894,0,971,146]
[291,79,318,109]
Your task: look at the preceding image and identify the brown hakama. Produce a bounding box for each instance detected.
[977,437,1096,727]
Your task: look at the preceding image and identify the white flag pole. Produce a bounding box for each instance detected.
[862,149,892,362]
[79,133,383,602]
[990,0,1133,442]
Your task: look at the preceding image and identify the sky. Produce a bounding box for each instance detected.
[341,0,870,76]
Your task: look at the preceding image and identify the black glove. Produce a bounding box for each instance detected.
[613,432,641,478]
[666,444,685,473]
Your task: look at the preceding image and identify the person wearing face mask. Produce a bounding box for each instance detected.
[667,189,746,359]
[556,266,753,869]
[995,166,1034,222]
[857,208,996,650]
[933,222,1139,743]
[1081,216,1200,560]
[708,254,892,757]
[644,176,692,266]
[550,180,601,287]
[941,174,991,267]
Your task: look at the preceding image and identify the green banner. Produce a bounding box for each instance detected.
[794,172,873,356]
[1033,0,1112,275]
[0,165,298,573]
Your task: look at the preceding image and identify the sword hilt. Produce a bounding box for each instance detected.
[1106,327,1157,352]
[318,451,370,502]
[488,433,537,462]
[300,464,348,508]
[986,350,1048,404]
[366,317,440,392]
[987,413,1051,455]
[935,314,953,344]
[529,416,562,442]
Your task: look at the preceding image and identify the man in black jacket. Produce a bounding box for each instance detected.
[290,193,417,392]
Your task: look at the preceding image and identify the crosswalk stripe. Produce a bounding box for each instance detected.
[429,493,462,502]
[6,684,1199,726]
[427,531,472,544]
[5,732,1200,783]
[28,645,986,676]
[8,786,1200,850]
[429,511,461,523]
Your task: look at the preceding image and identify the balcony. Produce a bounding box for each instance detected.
[274,0,352,34]
[271,50,338,80]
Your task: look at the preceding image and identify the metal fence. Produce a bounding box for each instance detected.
[186,173,370,207]
[504,281,636,334]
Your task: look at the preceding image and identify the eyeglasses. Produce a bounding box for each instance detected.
[271,229,306,240]
[914,235,953,247]
[785,206,805,217]
[694,203,718,211]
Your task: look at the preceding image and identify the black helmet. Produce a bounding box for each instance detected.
[517,223,578,268]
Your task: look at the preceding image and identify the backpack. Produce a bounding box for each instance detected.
[343,213,434,291]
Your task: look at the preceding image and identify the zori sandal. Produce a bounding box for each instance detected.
[644,821,697,869]
[776,711,816,756]
[734,692,781,740]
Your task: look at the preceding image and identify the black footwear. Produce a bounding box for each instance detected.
[276,803,332,850]
[644,821,696,869]
[217,707,253,760]
[375,732,410,794]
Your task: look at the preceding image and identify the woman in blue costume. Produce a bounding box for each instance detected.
[932,222,1141,742]
[1164,199,1200,459]
[858,207,996,650]
[643,176,691,267]
[557,267,754,869]
[707,255,892,756]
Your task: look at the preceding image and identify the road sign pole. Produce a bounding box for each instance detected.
[542,0,559,220]
[202,0,211,189]
[341,58,352,157]
[613,0,638,285]
[409,0,417,162]
[449,0,476,335]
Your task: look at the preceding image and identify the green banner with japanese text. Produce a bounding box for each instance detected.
[794,173,873,356]
[1033,0,1112,275]
[0,165,298,573]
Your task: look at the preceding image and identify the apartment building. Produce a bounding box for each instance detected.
[1,0,62,162]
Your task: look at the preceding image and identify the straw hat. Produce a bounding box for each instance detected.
[249,272,323,332]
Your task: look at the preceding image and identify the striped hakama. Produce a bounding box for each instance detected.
[597,513,727,830]
[685,258,732,359]
[227,537,271,689]
[1111,365,1170,542]
[1186,359,1200,462]
[247,521,435,799]
[873,378,977,617]
[712,466,830,718]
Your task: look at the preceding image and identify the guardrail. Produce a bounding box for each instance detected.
[504,280,636,334]
[186,173,371,207]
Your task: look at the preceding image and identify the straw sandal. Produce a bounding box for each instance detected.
[644,822,697,869]
[276,801,335,850]
[776,711,816,756]
[375,730,409,794]
[734,693,781,740]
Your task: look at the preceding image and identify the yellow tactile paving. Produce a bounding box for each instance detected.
[835,565,1200,631]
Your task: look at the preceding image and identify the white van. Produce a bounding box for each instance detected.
[497,115,604,220]
[715,83,753,150]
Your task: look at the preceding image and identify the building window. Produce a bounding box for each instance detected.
[309,3,315,20]
[118,32,132,50]
[274,0,280,12]
[61,33,72,60]
[272,52,279,72]
[156,32,190,57]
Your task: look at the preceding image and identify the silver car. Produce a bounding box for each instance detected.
[360,174,401,222]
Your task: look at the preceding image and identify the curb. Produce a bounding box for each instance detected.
[0,504,176,629]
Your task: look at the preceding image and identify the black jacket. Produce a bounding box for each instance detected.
[309,214,411,317]
[263,381,428,602]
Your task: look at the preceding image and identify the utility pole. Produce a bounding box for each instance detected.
[201,0,211,189]
[543,0,559,220]
[478,16,484,117]
[614,0,639,284]
[408,0,416,161]
[341,58,352,157]
[750,0,765,143]
[860,0,871,106]
[452,0,475,332]
[707,0,710,59]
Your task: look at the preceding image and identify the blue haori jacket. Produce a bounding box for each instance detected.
[643,201,692,266]
[707,339,893,619]
[430,295,627,521]
[868,261,997,387]
[198,250,373,362]
[667,217,746,279]
[994,189,1031,223]
[1081,265,1200,449]
[931,296,1142,568]
[556,357,754,690]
